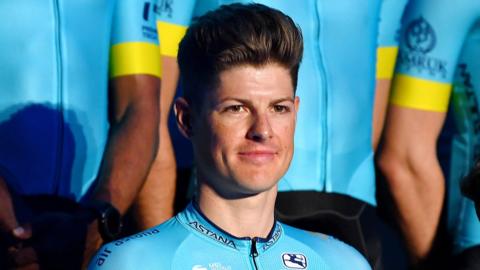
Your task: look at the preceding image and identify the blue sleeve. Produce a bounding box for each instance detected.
[88,220,186,269]
[156,0,197,26]
[87,228,165,269]
[88,242,140,270]
[285,226,372,270]
[395,0,480,83]
[389,0,480,111]
[376,0,409,79]
[109,0,161,77]
[299,231,372,270]
[377,0,409,47]
[318,236,372,270]
[111,0,159,45]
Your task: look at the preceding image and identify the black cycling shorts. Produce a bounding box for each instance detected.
[275,191,408,270]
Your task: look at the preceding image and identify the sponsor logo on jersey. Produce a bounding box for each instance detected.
[96,247,112,266]
[405,17,436,53]
[192,263,231,270]
[156,0,174,18]
[188,221,237,249]
[142,1,158,40]
[398,16,447,78]
[262,224,282,251]
[282,253,307,269]
[114,228,160,246]
[143,1,152,21]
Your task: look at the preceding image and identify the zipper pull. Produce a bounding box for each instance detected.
[250,238,258,258]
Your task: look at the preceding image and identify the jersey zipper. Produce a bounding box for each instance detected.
[52,0,65,195]
[314,0,329,191]
[250,238,259,270]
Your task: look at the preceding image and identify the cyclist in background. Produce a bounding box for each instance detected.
[0,1,161,268]
[378,0,480,268]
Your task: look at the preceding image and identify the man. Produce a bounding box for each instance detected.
[378,0,480,267]
[0,1,161,268]
[89,4,371,269]
[152,1,409,268]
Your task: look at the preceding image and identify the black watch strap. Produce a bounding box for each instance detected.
[83,200,123,242]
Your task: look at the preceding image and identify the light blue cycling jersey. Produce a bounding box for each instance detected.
[157,0,408,206]
[390,0,480,253]
[0,0,160,201]
[88,202,371,270]
[451,23,480,253]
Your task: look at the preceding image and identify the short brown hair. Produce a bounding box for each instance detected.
[178,3,303,108]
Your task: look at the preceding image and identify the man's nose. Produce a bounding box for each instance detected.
[246,113,273,142]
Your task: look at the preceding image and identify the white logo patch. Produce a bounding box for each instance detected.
[191,263,232,270]
[282,253,307,269]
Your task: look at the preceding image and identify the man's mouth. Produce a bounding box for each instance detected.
[237,149,277,164]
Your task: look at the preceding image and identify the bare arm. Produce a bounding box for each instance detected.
[377,105,446,262]
[82,74,160,266]
[133,56,179,228]
[92,74,160,213]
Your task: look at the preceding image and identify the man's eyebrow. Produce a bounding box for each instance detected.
[217,97,295,104]
[270,97,296,104]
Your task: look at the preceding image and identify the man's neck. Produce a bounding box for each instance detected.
[196,184,277,239]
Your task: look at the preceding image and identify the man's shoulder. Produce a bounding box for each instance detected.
[281,224,372,270]
[88,217,189,269]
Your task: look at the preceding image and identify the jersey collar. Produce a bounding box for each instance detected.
[177,202,283,254]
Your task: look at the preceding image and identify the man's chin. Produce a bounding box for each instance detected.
[215,180,278,199]
[234,177,279,194]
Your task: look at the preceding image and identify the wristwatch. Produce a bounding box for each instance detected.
[84,200,123,242]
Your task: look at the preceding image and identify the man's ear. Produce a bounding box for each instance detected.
[174,97,193,138]
[294,96,300,113]
[294,95,300,120]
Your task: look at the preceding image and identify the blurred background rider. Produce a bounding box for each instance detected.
[0,1,161,268]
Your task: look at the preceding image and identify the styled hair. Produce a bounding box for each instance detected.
[178,3,303,108]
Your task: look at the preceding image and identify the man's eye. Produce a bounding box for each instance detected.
[273,105,290,113]
[226,105,245,113]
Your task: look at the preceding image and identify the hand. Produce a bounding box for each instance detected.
[26,210,96,269]
[4,204,101,270]
[0,177,37,269]
[0,177,31,242]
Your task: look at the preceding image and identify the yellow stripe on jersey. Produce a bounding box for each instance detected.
[157,21,188,57]
[110,42,162,78]
[376,47,398,79]
[390,74,452,112]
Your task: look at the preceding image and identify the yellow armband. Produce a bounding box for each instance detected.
[110,42,162,78]
[390,74,452,112]
[157,21,188,57]
[376,47,398,80]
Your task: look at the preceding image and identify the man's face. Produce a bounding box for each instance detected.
[183,64,299,198]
